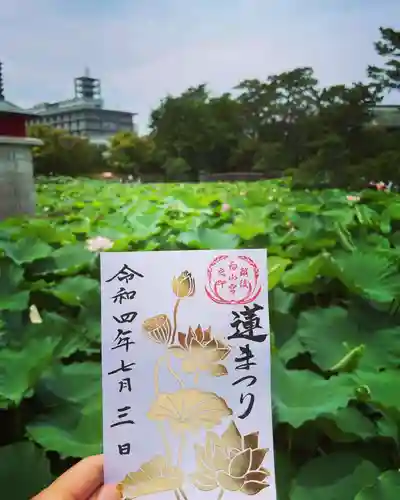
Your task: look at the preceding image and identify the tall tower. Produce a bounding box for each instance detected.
[74,67,101,100]
[0,61,4,100]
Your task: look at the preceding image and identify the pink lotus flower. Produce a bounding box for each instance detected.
[221,203,231,213]
[347,195,360,202]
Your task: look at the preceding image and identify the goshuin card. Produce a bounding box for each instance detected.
[100,249,276,500]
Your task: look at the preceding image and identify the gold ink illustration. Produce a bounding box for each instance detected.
[148,389,232,434]
[117,455,184,499]
[169,325,231,380]
[172,270,196,298]
[117,269,267,499]
[191,422,270,497]
[171,271,195,344]
[148,389,232,473]
[143,314,172,345]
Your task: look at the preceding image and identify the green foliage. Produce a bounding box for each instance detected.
[355,471,400,499]
[368,27,400,92]
[0,442,53,498]
[290,453,381,500]
[149,85,244,178]
[1,177,400,498]
[29,125,106,176]
[106,130,158,177]
[27,27,400,187]
[124,27,400,186]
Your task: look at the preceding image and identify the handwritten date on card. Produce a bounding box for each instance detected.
[101,251,275,500]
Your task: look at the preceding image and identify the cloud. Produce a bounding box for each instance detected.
[1,0,399,132]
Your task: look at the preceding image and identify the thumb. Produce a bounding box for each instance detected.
[96,484,120,500]
[33,455,104,500]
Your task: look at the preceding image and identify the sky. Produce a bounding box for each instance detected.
[1,0,399,133]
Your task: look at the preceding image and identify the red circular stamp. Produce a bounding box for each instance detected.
[205,255,262,305]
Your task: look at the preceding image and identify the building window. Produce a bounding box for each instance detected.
[102,121,117,131]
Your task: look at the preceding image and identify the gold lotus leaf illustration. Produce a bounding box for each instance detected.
[191,421,270,495]
[170,325,231,377]
[117,455,184,499]
[148,388,232,433]
[143,314,172,345]
[172,270,195,298]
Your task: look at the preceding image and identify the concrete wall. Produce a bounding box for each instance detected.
[0,137,41,220]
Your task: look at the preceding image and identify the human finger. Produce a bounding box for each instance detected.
[34,455,104,500]
[91,483,120,500]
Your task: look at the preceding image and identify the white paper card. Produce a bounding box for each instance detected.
[100,249,276,500]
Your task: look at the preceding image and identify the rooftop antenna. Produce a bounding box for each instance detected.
[84,66,90,78]
[0,61,4,100]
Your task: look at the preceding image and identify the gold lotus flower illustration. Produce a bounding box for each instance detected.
[148,388,232,434]
[191,422,270,495]
[117,455,184,499]
[143,314,172,345]
[172,271,195,298]
[170,325,231,377]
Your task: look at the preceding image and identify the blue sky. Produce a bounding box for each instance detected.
[1,0,399,132]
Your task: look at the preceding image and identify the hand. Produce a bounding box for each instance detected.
[33,455,119,500]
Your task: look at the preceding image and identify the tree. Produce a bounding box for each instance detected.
[150,85,244,178]
[162,157,191,181]
[294,133,351,188]
[318,83,378,135]
[252,142,291,177]
[147,54,398,186]
[368,27,400,93]
[236,68,320,172]
[29,125,104,176]
[356,149,400,185]
[106,131,156,177]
